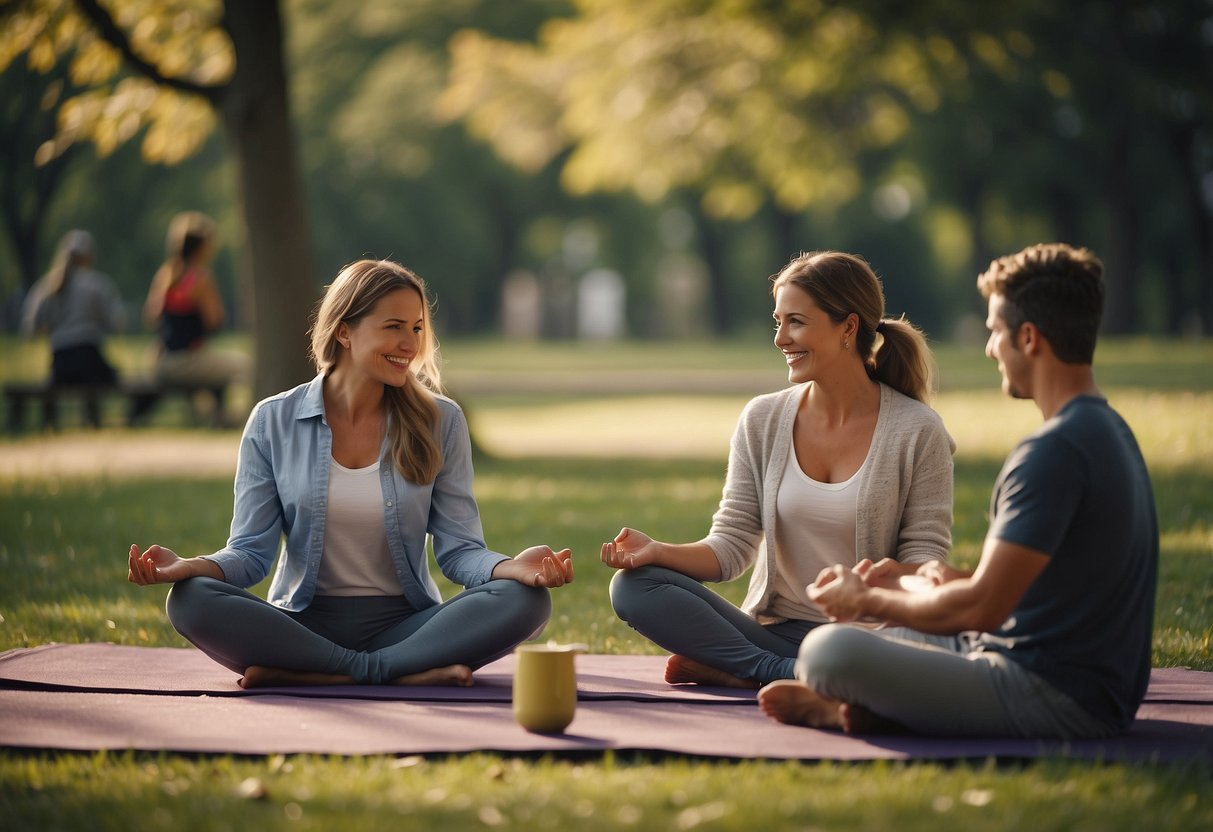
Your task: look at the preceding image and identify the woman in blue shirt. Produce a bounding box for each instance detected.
[128,259,573,688]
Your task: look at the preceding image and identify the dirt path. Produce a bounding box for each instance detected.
[0,433,239,479]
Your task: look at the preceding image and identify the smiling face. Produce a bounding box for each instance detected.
[772,283,849,384]
[337,287,426,388]
[985,292,1030,400]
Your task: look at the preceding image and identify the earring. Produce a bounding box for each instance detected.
[843,339,849,350]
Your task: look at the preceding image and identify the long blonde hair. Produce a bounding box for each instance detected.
[43,230,95,297]
[309,259,445,484]
[772,251,936,403]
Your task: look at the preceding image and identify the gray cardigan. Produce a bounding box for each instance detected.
[703,382,955,620]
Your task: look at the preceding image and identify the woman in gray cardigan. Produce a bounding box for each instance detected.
[602,251,955,688]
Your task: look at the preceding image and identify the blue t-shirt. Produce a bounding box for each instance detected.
[976,395,1158,732]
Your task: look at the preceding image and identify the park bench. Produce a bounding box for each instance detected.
[3,378,229,432]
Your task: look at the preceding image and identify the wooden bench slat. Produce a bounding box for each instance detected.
[4,380,230,432]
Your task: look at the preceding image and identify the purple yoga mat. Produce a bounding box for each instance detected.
[1,690,1209,763]
[2,644,1210,762]
[2,643,1206,704]
[0,643,755,703]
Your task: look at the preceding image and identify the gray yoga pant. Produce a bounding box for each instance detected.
[797,624,1114,738]
[166,576,551,684]
[610,565,816,683]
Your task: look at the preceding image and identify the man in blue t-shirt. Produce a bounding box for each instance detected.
[757,243,1158,738]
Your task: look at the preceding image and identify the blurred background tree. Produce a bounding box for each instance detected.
[441,0,1213,337]
[1,0,315,399]
[2,0,1210,362]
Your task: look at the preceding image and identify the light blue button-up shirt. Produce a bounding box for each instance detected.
[202,374,508,611]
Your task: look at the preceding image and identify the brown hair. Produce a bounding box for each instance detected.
[977,243,1104,364]
[309,259,445,484]
[772,251,936,403]
[158,211,217,287]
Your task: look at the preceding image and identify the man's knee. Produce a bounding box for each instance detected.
[796,624,873,690]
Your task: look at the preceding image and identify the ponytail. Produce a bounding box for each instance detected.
[867,317,936,404]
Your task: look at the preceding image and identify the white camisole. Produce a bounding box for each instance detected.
[315,459,404,596]
[770,443,864,622]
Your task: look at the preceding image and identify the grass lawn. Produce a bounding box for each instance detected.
[1,336,1211,829]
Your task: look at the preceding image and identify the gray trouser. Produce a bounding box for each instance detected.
[610,565,816,683]
[797,624,1115,739]
[166,576,551,684]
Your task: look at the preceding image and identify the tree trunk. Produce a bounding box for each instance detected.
[217,0,317,401]
[0,60,76,295]
[487,184,521,332]
[1046,183,1082,252]
[960,172,991,315]
[1168,122,1213,335]
[688,199,732,334]
[1102,122,1139,334]
[769,202,800,266]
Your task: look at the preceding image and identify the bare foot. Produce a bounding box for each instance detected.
[756,680,843,729]
[664,655,760,689]
[240,666,354,689]
[389,664,473,687]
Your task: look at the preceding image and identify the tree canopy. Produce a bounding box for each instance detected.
[3,0,317,398]
[441,0,1213,334]
[2,0,1209,350]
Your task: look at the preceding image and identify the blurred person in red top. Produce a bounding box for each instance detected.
[142,211,247,423]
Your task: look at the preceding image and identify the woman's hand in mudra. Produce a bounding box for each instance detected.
[128,544,190,585]
[599,527,661,570]
[494,546,574,588]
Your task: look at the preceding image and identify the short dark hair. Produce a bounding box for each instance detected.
[977,243,1104,364]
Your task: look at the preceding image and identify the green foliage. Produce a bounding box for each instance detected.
[0,0,229,164]
[6,0,1209,343]
[440,0,954,219]
[438,0,1213,334]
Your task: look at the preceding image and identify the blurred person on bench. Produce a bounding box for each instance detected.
[759,243,1158,739]
[20,229,127,428]
[602,251,955,689]
[140,211,247,423]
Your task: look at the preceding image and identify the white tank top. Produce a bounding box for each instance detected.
[770,443,863,622]
[315,458,404,596]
